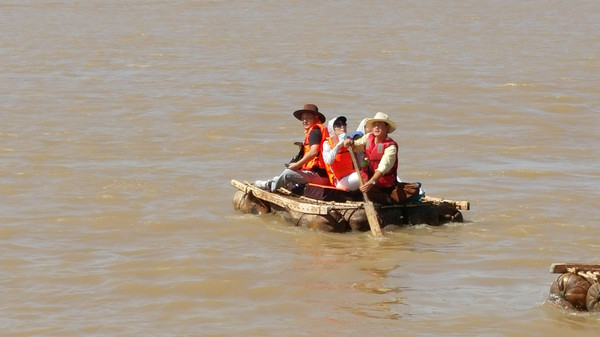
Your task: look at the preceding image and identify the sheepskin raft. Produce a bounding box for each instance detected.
[230,179,470,233]
[549,263,600,311]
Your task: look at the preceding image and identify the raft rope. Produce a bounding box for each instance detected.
[294,213,305,227]
[346,208,360,220]
[246,190,270,213]
[329,209,347,229]
[254,195,270,211]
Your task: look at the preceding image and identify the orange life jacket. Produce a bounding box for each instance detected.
[324,135,355,186]
[361,133,398,188]
[301,122,329,173]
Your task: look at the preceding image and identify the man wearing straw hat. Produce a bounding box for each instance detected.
[343,112,420,204]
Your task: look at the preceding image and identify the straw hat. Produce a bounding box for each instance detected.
[293,104,326,123]
[365,112,396,133]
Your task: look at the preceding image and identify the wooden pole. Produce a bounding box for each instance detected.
[347,147,383,238]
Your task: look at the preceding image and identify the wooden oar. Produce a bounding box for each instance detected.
[347,146,383,238]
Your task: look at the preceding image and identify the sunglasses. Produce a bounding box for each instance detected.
[333,122,347,127]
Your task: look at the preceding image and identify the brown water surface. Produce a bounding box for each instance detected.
[1,1,599,336]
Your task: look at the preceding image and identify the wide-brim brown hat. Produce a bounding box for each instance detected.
[293,104,326,123]
[365,112,397,133]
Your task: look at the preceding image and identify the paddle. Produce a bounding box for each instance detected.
[347,146,383,238]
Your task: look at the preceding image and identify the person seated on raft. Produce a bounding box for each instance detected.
[254,104,331,192]
[343,112,421,204]
[351,116,425,198]
[322,116,360,191]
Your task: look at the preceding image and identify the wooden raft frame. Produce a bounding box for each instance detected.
[422,196,470,210]
[232,179,364,215]
[230,179,470,215]
[550,263,600,284]
[550,263,600,274]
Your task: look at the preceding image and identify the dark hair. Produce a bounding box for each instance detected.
[333,116,347,127]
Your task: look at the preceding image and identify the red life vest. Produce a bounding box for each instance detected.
[324,135,355,185]
[361,133,398,188]
[301,122,329,173]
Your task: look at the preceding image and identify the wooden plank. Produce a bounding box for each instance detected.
[231,179,249,193]
[421,196,470,210]
[550,263,600,274]
[231,180,332,215]
[232,179,362,209]
[347,147,383,238]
